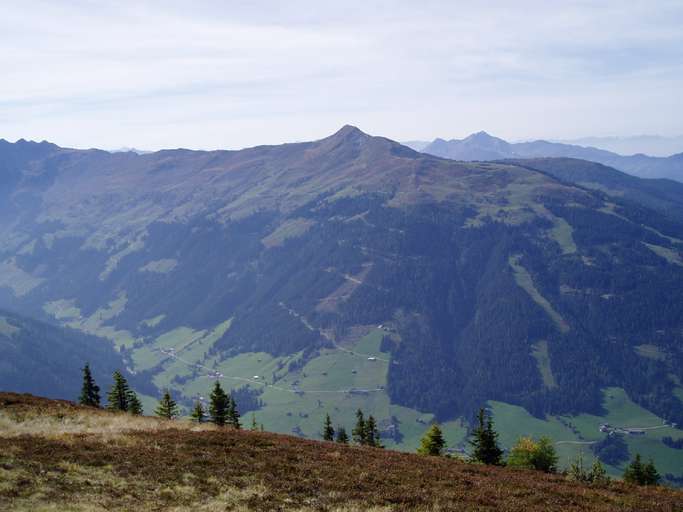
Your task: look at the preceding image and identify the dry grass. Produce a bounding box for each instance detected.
[1,392,682,511]
[0,392,217,440]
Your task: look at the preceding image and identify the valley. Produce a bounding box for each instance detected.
[1,127,682,485]
[3,2,683,508]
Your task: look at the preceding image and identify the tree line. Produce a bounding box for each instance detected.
[321,409,382,447]
[81,363,662,488]
[79,363,143,415]
[322,409,661,486]
[412,407,660,487]
[78,363,242,428]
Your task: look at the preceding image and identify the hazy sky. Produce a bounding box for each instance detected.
[2,1,682,150]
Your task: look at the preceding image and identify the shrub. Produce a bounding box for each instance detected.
[507,436,558,473]
[417,424,446,456]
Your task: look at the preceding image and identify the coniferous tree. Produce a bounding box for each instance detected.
[227,394,241,429]
[323,413,335,441]
[567,450,590,483]
[365,415,381,447]
[469,408,503,465]
[336,426,349,444]
[417,423,446,456]
[508,436,557,472]
[107,370,131,412]
[209,381,229,426]
[590,460,610,486]
[155,389,179,419]
[251,413,258,431]
[624,454,660,486]
[623,453,644,485]
[532,437,558,473]
[128,390,143,416]
[190,401,206,423]
[642,459,661,486]
[567,452,610,485]
[352,409,366,445]
[79,363,100,407]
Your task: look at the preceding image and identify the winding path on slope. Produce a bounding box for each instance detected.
[278,301,391,363]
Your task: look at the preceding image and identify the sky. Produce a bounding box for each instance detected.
[2,0,683,150]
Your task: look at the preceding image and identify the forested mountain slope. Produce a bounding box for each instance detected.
[0,127,682,473]
[0,310,141,400]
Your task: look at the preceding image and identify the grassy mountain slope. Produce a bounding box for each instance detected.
[1,392,682,512]
[503,158,683,218]
[1,127,683,477]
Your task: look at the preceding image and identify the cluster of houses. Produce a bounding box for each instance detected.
[599,418,676,436]
[599,423,646,436]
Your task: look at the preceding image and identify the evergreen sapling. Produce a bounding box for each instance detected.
[79,363,101,407]
[323,413,335,441]
[155,389,179,419]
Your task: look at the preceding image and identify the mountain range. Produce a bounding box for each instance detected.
[555,135,683,158]
[404,132,683,182]
[1,127,682,480]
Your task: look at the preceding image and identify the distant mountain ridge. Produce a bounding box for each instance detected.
[555,135,683,158]
[416,132,683,182]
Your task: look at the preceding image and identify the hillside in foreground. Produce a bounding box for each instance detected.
[1,393,681,512]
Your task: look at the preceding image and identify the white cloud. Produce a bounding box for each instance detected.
[1,0,682,149]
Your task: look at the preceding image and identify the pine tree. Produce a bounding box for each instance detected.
[155,389,179,419]
[209,381,229,426]
[508,436,557,472]
[336,426,349,444]
[323,413,335,441]
[623,453,644,485]
[642,459,660,486]
[567,450,590,483]
[251,413,258,431]
[106,370,131,412]
[625,454,660,486]
[417,423,446,456]
[531,436,558,473]
[352,409,366,445]
[589,460,609,486]
[365,415,381,447]
[79,363,100,407]
[190,401,206,423]
[128,390,143,416]
[227,395,241,429]
[469,408,503,465]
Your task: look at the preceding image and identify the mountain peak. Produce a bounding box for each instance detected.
[330,124,368,139]
[315,125,374,150]
[463,131,505,144]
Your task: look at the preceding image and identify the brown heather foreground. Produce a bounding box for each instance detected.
[0,393,681,512]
